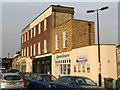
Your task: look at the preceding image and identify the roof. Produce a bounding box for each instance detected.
[22,5,74,32]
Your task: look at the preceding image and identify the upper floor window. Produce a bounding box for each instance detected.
[27,47,29,57]
[22,35,24,43]
[44,40,47,53]
[44,19,47,31]
[34,26,36,37]
[24,48,26,57]
[56,34,59,50]
[27,31,29,40]
[24,33,27,42]
[63,31,67,48]
[38,23,41,34]
[22,49,23,57]
[38,42,41,54]
[30,45,32,56]
[31,29,33,38]
[34,44,36,56]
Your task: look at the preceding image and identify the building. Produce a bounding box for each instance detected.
[116,45,120,77]
[21,5,74,73]
[52,45,117,88]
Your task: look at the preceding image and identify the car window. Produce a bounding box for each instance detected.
[0,73,3,79]
[31,74,37,80]
[66,77,74,85]
[36,75,42,81]
[4,75,21,80]
[41,75,57,82]
[85,78,96,86]
[56,77,67,84]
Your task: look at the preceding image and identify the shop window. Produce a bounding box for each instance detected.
[60,64,62,74]
[63,64,66,75]
[56,34,59,50]
[67,64,71,75]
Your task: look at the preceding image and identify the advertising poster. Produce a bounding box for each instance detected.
[78,65,81,72]
[87,64,90,73]
[74,65,77,72]
[82,64,85,72]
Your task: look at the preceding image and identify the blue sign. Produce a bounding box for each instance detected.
[56,54,70,59]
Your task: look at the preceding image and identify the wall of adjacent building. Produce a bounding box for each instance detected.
[52,45,117,88]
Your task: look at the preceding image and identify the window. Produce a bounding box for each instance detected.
[38,23,41,34]
[22,49,23,57]
[38,42,41,54]
[24,33,26,42]
[31,29,33,38]
[63,31,67,48]
[27,32,29,40]
[22,35,24,43]
[34,26,36,37]
[24,48,26,57]
[30,45,32,56]
[44,19,47,31]
[34,44,36,56]
[27,47,29,57]
[44,40,47,53]
[56,34,59,50]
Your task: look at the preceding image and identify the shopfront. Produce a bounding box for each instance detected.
[33,56,51,74]
[52,45,117,88]
[21,61,26,72]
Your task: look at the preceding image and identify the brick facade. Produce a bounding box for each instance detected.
[52,19,95,54]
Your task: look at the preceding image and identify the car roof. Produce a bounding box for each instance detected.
[2,73,20,76]
[61,75,89,79]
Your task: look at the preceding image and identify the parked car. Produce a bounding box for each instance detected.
[0,68,7,73]
[0,73,24,90]
[51,76,105,90]
[23,72,32,87]
[28,74,57,89]
[7,69,19,73]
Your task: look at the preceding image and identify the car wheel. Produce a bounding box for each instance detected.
[43,86,47,90]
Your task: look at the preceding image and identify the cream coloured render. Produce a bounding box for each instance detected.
[52,45,117,88]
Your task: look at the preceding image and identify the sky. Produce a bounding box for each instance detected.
[0,1,119,57]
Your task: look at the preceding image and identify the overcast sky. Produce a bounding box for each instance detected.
[0,1,119,57]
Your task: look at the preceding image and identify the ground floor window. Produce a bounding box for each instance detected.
[56,59,71,75]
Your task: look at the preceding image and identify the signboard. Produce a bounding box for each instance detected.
[76,56,87,65]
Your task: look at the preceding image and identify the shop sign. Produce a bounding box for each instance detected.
[76,56,87,65]
[56,54,70,59]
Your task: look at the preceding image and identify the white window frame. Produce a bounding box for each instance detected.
[63,31,67,48]
[22,49,23,57]
[55,34,59,50]
[34,44,36,56]
[38,42,41,54]
[27,47,29,57]
[31,29,33,38]
[24,48,26,57]
[34,26,36,37]
[44,19,47,31]
[27,31,29,40]
[30,45,32,56]
[38,23,41,34]
[44,40,47,53]
[24,33,26,42]
[22,35,23,43]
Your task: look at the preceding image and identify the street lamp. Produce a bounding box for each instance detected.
[87,6,109,87]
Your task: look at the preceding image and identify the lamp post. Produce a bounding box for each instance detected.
[87,6,109,87]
